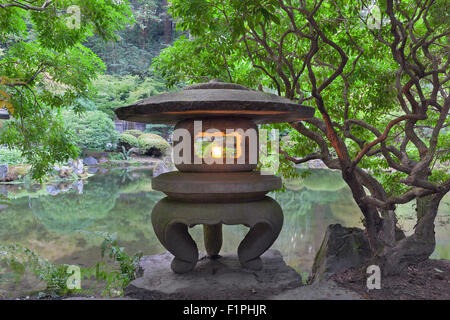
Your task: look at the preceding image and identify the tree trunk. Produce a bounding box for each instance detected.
[162,0,172,44]
[141,25,146,50]
[342,171,383,252]
[339,169,445,276]
[376,193,445,276]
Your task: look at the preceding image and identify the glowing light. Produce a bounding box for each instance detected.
[211,145,223,158]
[195,131,242,159]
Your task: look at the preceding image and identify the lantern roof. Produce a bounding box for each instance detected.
[114,79,314,124]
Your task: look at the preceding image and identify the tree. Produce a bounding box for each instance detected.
[0,0,133,179]
[62,109,119,151]
[153,0,449,275]
[83,0,174,76]
[89,74,166,118]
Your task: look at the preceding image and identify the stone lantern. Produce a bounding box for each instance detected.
[115,79,314,273]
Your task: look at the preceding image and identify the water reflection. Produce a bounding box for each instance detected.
[0,168,448,292]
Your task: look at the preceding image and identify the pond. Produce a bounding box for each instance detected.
[1,167,449,296]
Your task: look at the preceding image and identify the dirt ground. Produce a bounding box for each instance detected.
[332,259,450,300]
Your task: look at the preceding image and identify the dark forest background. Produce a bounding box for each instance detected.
[80,0,179,120]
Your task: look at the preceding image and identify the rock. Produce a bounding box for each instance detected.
[73,180,84,194]
[310,224,371,284]
[87,167,99,174]
[153,157,175,178]
[83,156,98,166]
[125,250,302,300]
[46,185,61,196]
[71,159,84,175]
[98,157,109,164]
[58,166,71,178]
[0,164,8,180]
[0,185,8,197]
[308,159,327,169]
[57,182,72,193]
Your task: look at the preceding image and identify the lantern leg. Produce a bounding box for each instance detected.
[165,222,199,274]
[237,201,283,271]
[152,202,199,274]
[203,224,223,258]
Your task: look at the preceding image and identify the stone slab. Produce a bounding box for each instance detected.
[125,250,302,300]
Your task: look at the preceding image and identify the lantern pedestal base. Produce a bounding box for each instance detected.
[151,197,283,274]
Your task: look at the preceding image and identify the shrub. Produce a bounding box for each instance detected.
[0,147,25,164]
[123,130,143,138]
[118,133,139,150]
[62,110,119,151]
[137,133,170,157]
[138,133,165,140]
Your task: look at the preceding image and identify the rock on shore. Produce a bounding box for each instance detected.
[125,250,303,300]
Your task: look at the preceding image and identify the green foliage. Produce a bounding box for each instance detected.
[144,124,173,140]
[0,244,78,296]
[89,74,166,118]
[118,133,140,149]
[98,232,143,294]
[1,114,80,180]
[0,0,134,179]
[119,146,134,160]
[108,150,127,161]
[0,194,9,206]
[62,110,119,151]
[137,133,170,157]
[84,0,172,76]
[0,147,25,165]
[123,130,144,138]
[153,0,449,216]
[0,233,142,297]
